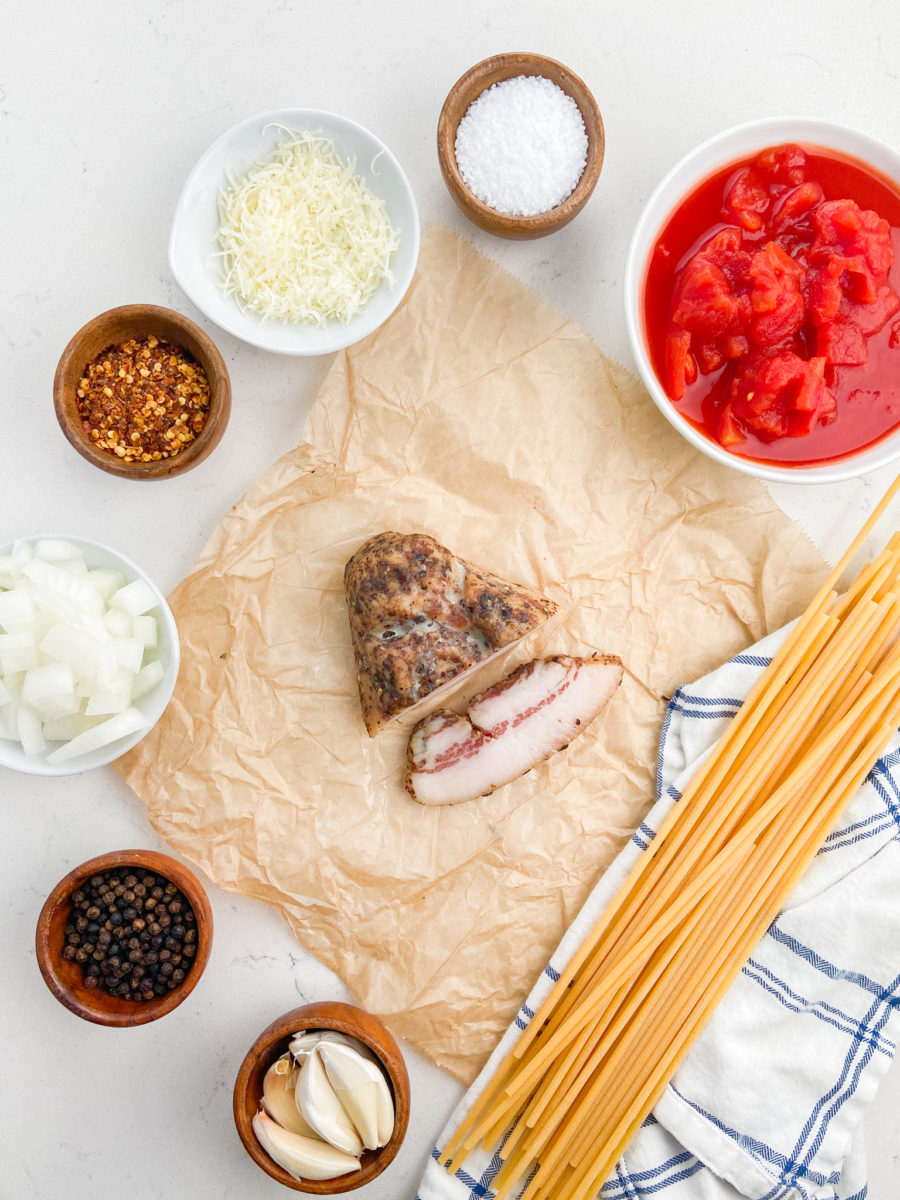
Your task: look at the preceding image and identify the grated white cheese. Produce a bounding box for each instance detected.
[216,128,400,326]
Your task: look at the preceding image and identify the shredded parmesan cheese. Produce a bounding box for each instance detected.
[216,129,400,325]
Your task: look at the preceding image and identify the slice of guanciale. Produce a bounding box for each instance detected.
[344,532,557,736]
[406,654,624,805]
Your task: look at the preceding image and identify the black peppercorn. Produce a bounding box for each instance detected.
[64,866,197,1003]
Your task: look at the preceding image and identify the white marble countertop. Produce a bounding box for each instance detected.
[2,2,900,1196]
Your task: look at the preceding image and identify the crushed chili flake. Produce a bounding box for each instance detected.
[77,334,211,464]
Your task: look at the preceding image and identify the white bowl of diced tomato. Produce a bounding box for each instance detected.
[625,117,900,483]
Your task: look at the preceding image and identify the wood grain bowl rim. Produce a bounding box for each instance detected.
[233,1002,411,1193]
[53,303,231,480]
[437,51,605,238]
[35,848,213,1026]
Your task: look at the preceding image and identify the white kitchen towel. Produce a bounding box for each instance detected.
[417,626,900,1200]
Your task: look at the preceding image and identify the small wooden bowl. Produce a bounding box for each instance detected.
[234,1002,411,1193]
[437,51,604,238]
[35,849,213,1026]
[53,304,231,479]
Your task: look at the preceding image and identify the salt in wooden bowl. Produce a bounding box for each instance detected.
[437,51,604,238]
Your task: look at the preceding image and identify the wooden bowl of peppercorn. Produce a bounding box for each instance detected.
[35,849,213,1025]
[53,303,231,480]
[437,51,604,238]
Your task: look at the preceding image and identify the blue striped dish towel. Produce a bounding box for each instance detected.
[417,625,900,1200]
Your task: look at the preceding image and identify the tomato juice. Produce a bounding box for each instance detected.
[644,144,900,466]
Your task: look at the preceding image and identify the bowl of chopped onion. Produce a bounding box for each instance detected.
[0,536,179,776]
[169,109,420,356]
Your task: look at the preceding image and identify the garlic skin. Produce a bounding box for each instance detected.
[318,1040,395,1150]
[262,1056,318,1139]
[252,1110,361,1181]
[296,1048,364,1157]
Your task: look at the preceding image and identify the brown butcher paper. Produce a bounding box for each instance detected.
[117,226,826,1082]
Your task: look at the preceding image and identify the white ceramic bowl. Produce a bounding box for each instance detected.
[0,536,179,777]
[625,117,900,484]
[170,108,420,356]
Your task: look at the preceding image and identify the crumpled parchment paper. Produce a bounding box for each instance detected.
[117,225,826,1083]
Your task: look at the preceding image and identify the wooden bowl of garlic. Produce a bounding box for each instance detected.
[233,1002,410,1192]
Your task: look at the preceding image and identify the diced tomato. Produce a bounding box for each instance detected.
[664,328,693,400]
[748,242,806,347]
[702,228,753,286]
[672,258,744,337]
[726,350,833,442]
[717,402,745,446]
[812,199,894,277]
[807,256,845,326]
[890,319,900,350]
[771,181,824,231]
[724,168,769,232]
[852,284,900,336]
[724,334,750,359]
[754,144,808,189]
[696,342,725,374]
[793,356,827,411]
[816,320,867,365]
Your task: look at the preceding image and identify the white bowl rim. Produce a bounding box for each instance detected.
[169,106,421,357]
[0,534,180,777]
[624,116,900,485]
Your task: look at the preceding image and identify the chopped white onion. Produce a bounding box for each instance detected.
[102,608,133,638]
[22,664,79,719]
[110,579,158,617]
[131,660,164,701]
[46,708,149,765]
[0,542,168,764]
[132,615,157,649]
[0,633,39,674]
[88,568,126,602]
[113,637,144,675]
[34,539,81,562]
[17,703,46,756]
[130,659,164,701]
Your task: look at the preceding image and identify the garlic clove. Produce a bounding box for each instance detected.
[252,1110,361,1181]
[296,1047,364,1157]
[289,1029,361,1061]
[319,1040,395,1150]
[262,1056,318,1139]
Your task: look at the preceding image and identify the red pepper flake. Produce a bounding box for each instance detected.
[76,334,210,464]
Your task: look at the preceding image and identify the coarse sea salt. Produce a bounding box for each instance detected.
[454,74,588,217]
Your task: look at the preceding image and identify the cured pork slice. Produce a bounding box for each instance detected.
[344,532,557,736]
[406,655,623,805]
